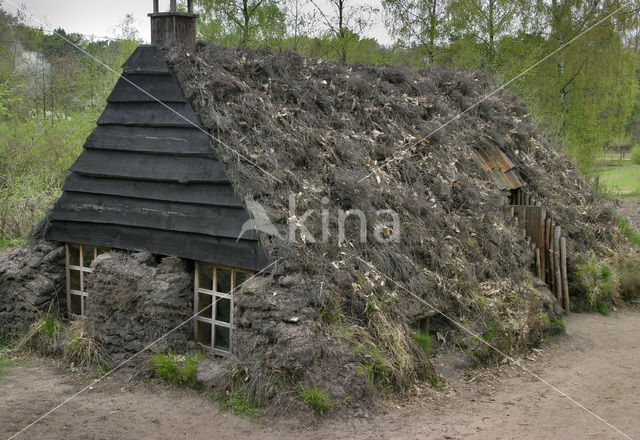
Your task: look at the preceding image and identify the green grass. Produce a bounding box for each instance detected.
[597,163,640,197]
[551,318,565,334]
[356,345,390,387]
[596,300,610,316]
[297,386,335,415]
[151,352,202,386]
[616,215,640,247]
[213,391,263,417]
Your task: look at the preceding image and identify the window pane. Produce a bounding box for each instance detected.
[70,269,81,291]
[82,246,95,267]
[198,292,213,318]
[216,268,231,293]
[70,293,82,315]
[234,271,251,291]
[68,245,80,266]
[214,325,230,351]
[197,321,212,346]
[197,263,213,291]
[216,297,231,323]
[96,247,109,256]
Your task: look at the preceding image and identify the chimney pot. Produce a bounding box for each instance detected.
[149,0,198,51]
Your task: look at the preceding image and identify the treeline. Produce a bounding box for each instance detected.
[0,1,639,245]
[194,0,640,172]
[0,7,139,245]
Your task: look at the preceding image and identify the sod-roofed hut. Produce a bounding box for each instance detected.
[8,0,621,404]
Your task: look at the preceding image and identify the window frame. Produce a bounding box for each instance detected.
[194,262,251,355]
[65,243,108,316]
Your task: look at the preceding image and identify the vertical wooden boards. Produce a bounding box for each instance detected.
[545,217,552,286]
[560,237,570,314]
[553,226,562,304]
[510,198,571,314]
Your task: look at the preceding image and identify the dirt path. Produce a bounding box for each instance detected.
[1,309,639,440]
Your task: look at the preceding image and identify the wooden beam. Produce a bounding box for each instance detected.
[554,226,562,304]
[560,237,570,314]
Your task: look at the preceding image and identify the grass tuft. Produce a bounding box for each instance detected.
[213,391,263,417]
[410,331,433,355]
[356,345,390,387]
[63,320,106,370]
[616,215,640,247]
[151,351,202,386]
[596,300,610,316]
[551,318,565,334]
[297,386,335,415]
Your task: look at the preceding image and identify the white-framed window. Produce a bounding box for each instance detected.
[194,262,251,354]
[65,244,108,316]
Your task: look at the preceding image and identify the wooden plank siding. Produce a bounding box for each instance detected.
[48,45,270,271]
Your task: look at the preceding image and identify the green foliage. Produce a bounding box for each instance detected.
[596,300,610,316]
[616,215,640,247]
[196,0,287,48]
[151,351,202,386]
[631,146,640,165]
[0,9,137,244]
[39,317,61,339]
[214,390,263,417]
[573,254,620,311]
[356,344,390,387]
[617,255,640,301]
[551,318,565,334]
[297,385,335,415]
[410,330,433,355]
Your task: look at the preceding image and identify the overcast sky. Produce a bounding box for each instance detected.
[2,0,394,46]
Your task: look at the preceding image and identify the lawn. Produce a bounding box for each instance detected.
[597,163,640,197]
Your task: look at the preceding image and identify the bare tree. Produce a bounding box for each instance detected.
[308,0,378,62]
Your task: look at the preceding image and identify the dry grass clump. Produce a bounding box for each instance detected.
[14,316,105,370]
[14,316,63,355]
[62,319,106,369]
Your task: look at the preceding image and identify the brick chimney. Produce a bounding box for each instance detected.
[149,0,198,51]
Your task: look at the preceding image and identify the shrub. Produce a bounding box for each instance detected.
[618,255,640,301]
[631,146,640,165]
[14,317,63,354]
[551,318,565,333]
[214,391,262,417]
[63,320,106,369]
[410,330,433,355]
[151,351,202,386]
[616,215,640,247]
[297,386,335,415]
[573,254,620,311]
[356,345,390,387]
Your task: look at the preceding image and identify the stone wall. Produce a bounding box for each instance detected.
[0,241,66,337]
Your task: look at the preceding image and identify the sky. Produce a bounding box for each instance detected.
[2,0,394,46]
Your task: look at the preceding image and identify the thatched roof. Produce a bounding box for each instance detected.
[155,43,618,403]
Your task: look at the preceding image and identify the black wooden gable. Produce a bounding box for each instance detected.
[47,45,270,271]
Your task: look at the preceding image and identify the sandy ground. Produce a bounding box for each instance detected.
[1,309,639,440]
[617,198,640,232]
